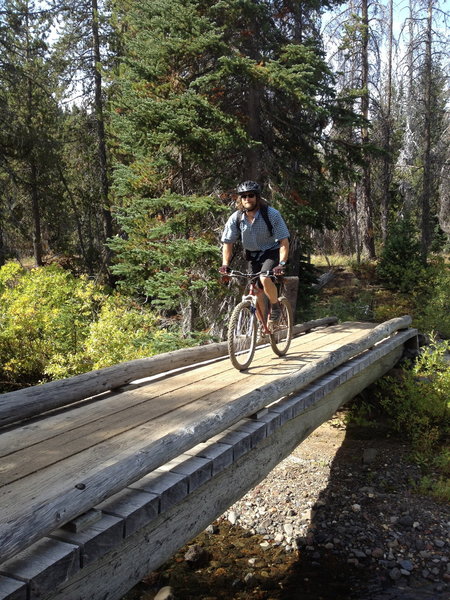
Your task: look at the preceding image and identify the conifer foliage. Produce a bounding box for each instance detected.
[110,0,361,317]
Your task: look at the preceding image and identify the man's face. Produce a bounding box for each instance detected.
[240,192,258,211]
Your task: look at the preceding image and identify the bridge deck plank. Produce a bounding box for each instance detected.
[0,322,383,568]
[0,323,372,488]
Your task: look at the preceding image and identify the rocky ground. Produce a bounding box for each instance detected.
[123,408,450,600]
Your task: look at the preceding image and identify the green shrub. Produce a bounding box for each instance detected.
[412,257,450,337]
[377,217,425,292]
[314,290,375,322]
[416,474,450,504]
[0,263,105,387]
[0,263,203,388]
[378,339,450,460]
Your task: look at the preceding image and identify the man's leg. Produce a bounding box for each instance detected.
[258,254,281,322]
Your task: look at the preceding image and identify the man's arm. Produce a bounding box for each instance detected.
[279,238,289,263]
[222,242,234,267]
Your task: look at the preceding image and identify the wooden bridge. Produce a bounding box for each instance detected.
[0,316,418,600]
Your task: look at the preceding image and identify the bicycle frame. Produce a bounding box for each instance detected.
[226,270,293,370]
[231,270,275,335]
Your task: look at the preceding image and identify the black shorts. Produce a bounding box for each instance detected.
[245,248,279,288]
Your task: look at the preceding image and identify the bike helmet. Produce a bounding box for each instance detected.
[237,180,261,195]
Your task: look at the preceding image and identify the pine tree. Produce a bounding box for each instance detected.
[54,0,116,279]
[0,0,62,265]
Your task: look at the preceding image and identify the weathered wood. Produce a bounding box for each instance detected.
[0,539,79,600]
[281,276,299,310]
[0,322,354,475]
[0,318,414,565]
[312,269,336,289]
[0,317,338,427]
[43,340,406,600]
[0,343,228,427]
[96,489,159,538]
[49,515,123,567]
[62,509,102,533]
[292,316,338,335]
[0,575,27,600]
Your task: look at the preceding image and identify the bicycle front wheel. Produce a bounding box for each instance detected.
[228,300,257,370]
[269,296,293,356]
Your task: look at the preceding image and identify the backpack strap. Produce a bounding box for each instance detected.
[260,204,274,237]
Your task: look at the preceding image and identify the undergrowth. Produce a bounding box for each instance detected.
[0,262,203,389]
[348,340,450,502]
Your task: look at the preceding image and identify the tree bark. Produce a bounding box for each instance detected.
[26,5,43,266]
[91,0,114,279]
[361,0,376,259]
[380,0,394,244]
[420,0,433,261]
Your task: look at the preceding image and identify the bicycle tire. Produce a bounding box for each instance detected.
[228,300,257,370]
[269,296,293,356]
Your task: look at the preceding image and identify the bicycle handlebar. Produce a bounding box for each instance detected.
[228,270,275,278]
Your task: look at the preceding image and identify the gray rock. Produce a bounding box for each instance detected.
[398,559,413,571]
[363,448,378,464]
[389,567,402,581]
[398,515,414,527]
[227,510,238,525]
[154,587,175,600]
[184,544,210,567]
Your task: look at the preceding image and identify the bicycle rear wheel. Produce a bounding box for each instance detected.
[228,300,257,370]
[269,296,293,356]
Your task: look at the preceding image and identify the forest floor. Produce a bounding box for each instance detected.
[122,265,449,600]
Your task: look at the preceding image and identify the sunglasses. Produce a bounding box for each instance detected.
[240,193,256,199]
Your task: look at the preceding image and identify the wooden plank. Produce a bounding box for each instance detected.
[128,470,188,513]
[0,318,338,427]
[0,320,414,565]
[42,340,406,600]
[186,442,234,476]
[157,455,212,493]
[0,539,79,600]
[0,323,364,481]
[0,576,27,600]
[62,509,102,533]
[49,515,124,567]
[96,489,159,538]
[0,322,346,462]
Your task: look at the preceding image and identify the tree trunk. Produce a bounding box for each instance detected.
[380,0,393,244]
[26,6,43,266]
[91,0,114,280]
[361,0,376,259]
[30,160,43,266]
[420,0,433,261]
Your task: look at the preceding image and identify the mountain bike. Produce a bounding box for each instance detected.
[226,270,293,370]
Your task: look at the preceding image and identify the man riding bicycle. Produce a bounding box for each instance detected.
[219,180,290,322]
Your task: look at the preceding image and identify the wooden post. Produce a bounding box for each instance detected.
[282,276,299,311]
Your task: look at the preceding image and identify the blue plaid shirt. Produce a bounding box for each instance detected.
[221,206,290,252]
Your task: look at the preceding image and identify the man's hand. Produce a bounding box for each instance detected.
[273,264,285,276]
[219,265,230,275]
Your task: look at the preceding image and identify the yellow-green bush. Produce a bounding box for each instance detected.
[0,263,201,388]
[0,263,105,387]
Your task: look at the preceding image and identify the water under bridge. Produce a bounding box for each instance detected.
[0,316,418,600]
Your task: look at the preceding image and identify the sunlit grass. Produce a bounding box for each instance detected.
[310,253,356,268]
